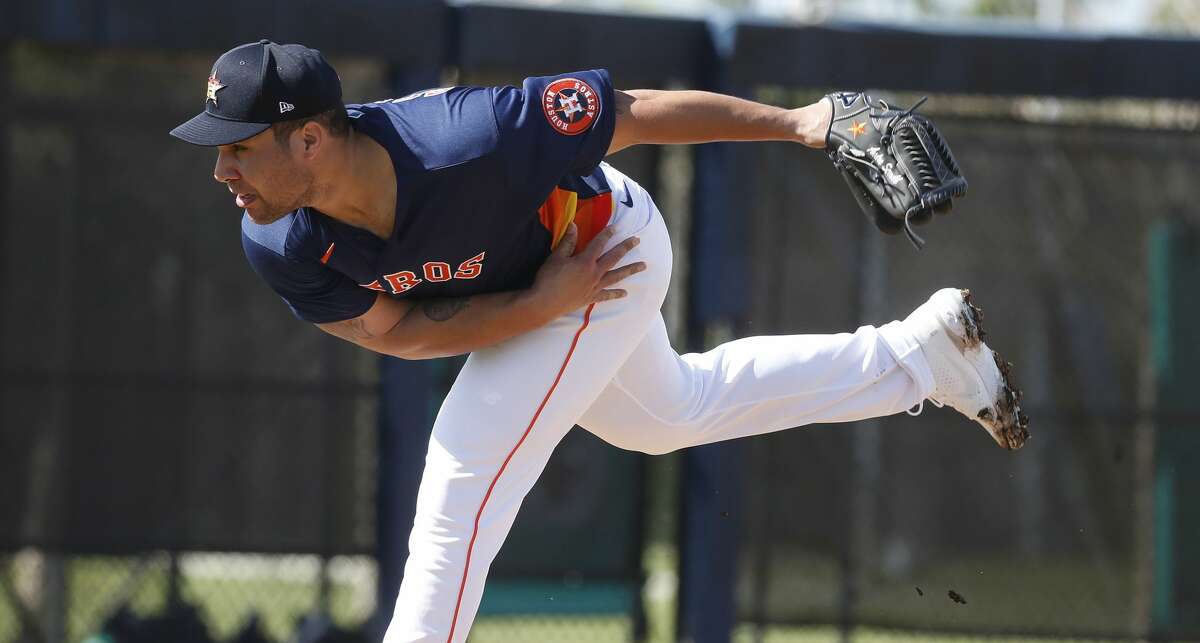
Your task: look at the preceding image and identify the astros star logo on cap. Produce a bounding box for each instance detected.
[206,74,226,106]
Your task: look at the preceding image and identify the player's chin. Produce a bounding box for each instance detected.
[243,204,290,225]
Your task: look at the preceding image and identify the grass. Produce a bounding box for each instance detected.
[2,552,374,643]
[470,619,1139,643]
[1,550,1188,643]
[731,626,1137,643]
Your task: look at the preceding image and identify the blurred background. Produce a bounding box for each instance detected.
[1,0,1199,642]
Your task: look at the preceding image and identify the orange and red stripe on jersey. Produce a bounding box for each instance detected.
[538,187,614,256]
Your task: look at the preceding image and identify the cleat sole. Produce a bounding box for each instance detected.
[959,289,1030,450]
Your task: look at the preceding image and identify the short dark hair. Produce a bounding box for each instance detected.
[272,106,351,145]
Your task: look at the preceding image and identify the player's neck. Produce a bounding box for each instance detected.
[307,129,398,240]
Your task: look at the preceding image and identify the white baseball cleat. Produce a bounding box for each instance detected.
[903,288,1030,450]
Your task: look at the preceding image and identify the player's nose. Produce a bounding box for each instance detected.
[213,149,240,183]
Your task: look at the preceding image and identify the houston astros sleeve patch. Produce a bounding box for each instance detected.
[542,78,600,136]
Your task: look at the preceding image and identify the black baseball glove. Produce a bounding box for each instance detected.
[824,92,967,248]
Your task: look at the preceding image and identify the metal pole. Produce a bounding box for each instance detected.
[681,94,744,638]
[679,131,747,642]
[317,334,343,616]
[678,19,748,632]
[841,227,886,643]
[31,42,77,643]
[1132,239,1159,638]
[0,38,52,643]
[371,66,442,639]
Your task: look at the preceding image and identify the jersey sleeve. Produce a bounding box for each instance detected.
[491,69,617,199]
[241,217,376,324]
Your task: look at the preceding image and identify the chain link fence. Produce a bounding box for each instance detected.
[729,88,1200,641]
[0,552,377,643]
[5,24,1200,643]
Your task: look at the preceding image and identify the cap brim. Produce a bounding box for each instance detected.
[169,111,272,146]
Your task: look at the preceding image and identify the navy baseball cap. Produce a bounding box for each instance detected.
[170,40,343,146]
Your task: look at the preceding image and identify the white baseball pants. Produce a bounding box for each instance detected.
[382,164,937,642]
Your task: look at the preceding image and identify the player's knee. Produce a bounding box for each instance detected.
[641,442,681,456]
[606,435,679,456]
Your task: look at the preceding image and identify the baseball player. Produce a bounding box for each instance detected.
[171,41,1028,642]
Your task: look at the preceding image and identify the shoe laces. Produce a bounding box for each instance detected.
[906,398,945,417]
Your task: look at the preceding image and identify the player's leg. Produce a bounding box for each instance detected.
[580,286,1028,453]
[577,313,934,455]
[383,179,672,643]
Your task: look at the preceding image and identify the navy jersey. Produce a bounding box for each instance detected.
[241,70,618,324]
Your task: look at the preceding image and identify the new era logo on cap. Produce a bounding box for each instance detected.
[169,40,343,146]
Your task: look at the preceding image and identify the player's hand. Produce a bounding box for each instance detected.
[531,223,647,315]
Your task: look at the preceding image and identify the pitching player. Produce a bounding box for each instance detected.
[171,41,1027,642]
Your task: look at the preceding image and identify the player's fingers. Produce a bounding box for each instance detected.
[555,223,578,257]
[584,226,618,259]
[598,262,646,288]
[596,235,640,271]
[593,289,628,302]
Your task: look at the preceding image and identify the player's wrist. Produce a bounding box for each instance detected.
[519,285,567,326]
[790,101,831,149]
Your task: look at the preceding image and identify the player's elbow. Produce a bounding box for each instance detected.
[315,316,445,360]
[607,90,641,155]
[377,327,475,360]
[385,342,467,361]
[347,330,451,360]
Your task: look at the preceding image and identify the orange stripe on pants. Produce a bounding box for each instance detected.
[444,303,596,643]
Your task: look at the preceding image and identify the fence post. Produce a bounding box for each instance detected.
[840,227,887,642]
[0,35,70,643]
[372,65,444,638]
[678,20,745,642]
[1145,221,1200,638]
[0,8,8,396]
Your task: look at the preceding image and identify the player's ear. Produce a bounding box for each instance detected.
[300,121,323,156]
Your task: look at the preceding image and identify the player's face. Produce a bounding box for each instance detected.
[213,128,314,225]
